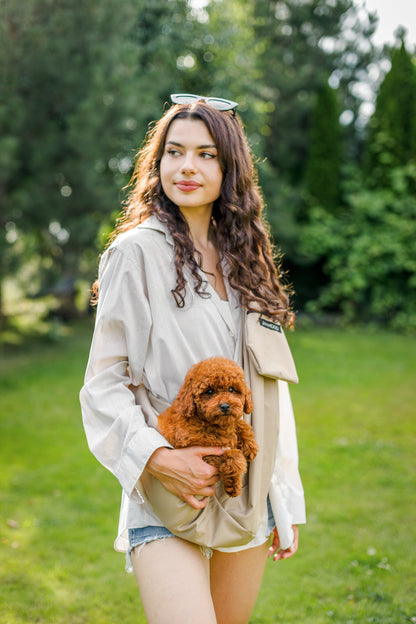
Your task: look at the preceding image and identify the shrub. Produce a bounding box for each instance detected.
[301,165,416,331]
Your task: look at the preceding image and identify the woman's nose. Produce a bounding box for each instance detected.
[180,152,197,174]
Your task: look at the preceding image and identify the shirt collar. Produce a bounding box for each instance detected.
[137,215,174,247]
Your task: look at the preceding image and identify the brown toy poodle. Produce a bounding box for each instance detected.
[158,357,258,497]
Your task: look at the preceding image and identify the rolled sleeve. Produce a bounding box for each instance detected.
[80,245,169,498]
[269,380,306,548]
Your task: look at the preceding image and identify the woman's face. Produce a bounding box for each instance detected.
[160,118,223,219]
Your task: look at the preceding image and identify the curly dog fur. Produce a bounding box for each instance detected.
[158,357,258,497]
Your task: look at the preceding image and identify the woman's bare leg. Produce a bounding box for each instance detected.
[131,537,217,624]
[209,540,271,624]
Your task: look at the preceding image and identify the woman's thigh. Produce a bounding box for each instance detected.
[131,536,217,624]
[209,539,271,624]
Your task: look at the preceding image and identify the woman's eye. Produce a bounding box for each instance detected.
[167,149,180,157]
[200,152,216,159]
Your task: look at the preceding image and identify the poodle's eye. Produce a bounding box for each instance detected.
[205,388,214,396]
[228,387,235,393]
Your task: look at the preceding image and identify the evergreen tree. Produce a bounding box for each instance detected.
[249,0,379,305]
[253,0,378,184]
[365,38,416,187]
[305,81,342,210]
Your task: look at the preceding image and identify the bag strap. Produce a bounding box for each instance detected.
[241,311,280,524]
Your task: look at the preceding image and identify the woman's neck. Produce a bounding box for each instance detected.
[180,205,227,300]
[180,206,214,251]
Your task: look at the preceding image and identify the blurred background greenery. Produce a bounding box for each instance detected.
[1,0,416,343]
[1,4,415,622]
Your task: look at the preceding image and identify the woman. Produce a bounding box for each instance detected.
[80,94,305,624]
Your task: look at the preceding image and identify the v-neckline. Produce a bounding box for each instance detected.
[202,270,229,302]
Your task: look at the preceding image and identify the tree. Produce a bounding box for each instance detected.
[244,0,381,308]
[300,164,416,330]
[365,38,416,187]
[130,0,195,128]
[252,0,379,185]
[0,0,142,317]
[0,0,196,321]
[305,81,342,210]
[163,0,268,146]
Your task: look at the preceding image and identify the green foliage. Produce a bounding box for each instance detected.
[252,0,378,184]
[1,0,140,291]
[168,0,268,148]
[301,164,416,331]
[1,0,414,330]
[0,0,199,308]
[130,0,196,124]
[365,41,416,187]
[305,82,342,210]
[1,324,415,622]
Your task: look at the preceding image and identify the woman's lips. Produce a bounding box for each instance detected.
[175,180,201,192]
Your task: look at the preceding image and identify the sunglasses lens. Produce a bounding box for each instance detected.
[206,98,238,111]
[170,94,238,111]
[170,94,199,105]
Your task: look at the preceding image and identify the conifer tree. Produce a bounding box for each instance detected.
[305,81,342,211]
[365,38,416,187]
[253,0,378,184]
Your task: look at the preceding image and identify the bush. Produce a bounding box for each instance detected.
[300,165,416,331]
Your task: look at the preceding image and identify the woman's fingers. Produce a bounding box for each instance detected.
[194,446,228,456]
[268,527,281,558]
[269,525,299,562]
[183,494,209,509]
[145,446,224,503]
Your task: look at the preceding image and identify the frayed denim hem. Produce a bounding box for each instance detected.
[125,534,177,573]
[125,527,213,573]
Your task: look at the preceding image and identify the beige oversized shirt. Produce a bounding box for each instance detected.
[80,216,305,553]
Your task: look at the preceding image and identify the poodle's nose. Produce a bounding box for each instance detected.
[220,403,230,414]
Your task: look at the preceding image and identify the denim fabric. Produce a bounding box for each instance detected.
[128,524,174,551]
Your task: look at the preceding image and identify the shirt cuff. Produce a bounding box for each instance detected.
[117,425,173,499]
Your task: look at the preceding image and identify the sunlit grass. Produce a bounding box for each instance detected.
[0,322,141,623]
[255,328,416,623]
[1,323,415,623]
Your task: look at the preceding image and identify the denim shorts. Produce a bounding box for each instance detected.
[128,497,275,554]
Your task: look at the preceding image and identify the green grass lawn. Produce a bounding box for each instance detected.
[1,322,415,623]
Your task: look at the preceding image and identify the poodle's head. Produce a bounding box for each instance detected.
[176,357,253,423]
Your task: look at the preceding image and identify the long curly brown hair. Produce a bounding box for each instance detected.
[95,101,294,327]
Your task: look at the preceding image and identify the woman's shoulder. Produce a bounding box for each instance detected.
[109,216,173,257]
[98,217,174,281]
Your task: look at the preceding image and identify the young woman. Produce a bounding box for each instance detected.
[80,94,305,624]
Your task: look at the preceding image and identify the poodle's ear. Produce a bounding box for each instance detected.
[174,375,197,419]
[244,386,253,415]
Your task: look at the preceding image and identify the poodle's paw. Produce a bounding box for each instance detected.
[219,450,246,497]
[241,439,258,462]
[222,474,243,497]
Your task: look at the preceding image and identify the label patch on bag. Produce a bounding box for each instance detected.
[259,318,282,333]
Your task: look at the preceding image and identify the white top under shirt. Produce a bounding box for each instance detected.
[80,216,306,554]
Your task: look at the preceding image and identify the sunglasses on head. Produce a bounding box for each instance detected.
[170,93,238,112]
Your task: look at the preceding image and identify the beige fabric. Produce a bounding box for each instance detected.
[245,312,298,383]
[80,217,305,554]
[138,311,298,549]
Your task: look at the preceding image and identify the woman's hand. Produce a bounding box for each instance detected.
[268,525,299,561]
[145,446,225,509]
